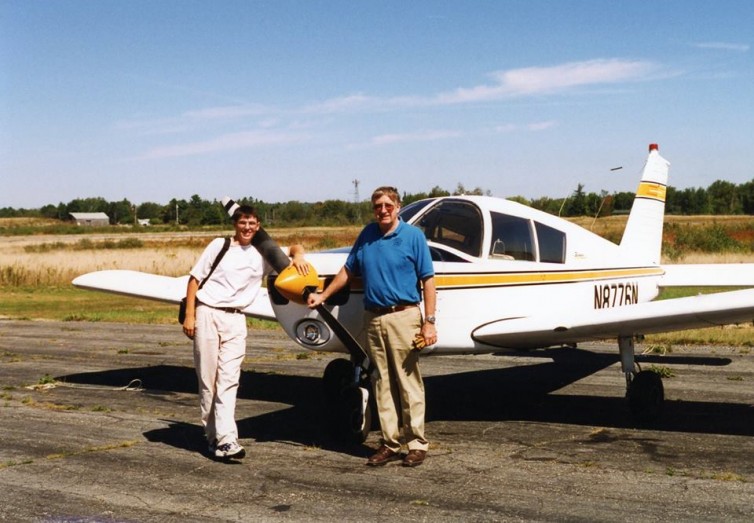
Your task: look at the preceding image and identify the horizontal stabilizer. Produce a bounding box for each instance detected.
[660,263,754,287]
[72,270,276,320]
[472,288,754,349]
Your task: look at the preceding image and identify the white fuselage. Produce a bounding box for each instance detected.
[271,195,663,355]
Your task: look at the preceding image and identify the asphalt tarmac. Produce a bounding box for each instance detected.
[1,319,752,522]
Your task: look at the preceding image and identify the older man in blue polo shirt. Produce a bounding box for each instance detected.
[308,186,437,467]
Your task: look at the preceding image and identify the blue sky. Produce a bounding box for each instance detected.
[2,1,753,208]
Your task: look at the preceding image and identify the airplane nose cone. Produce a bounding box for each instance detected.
[274,263,320,303]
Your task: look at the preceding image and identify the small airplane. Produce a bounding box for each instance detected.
[73,144,754,443]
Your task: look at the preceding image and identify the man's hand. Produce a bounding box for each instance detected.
[419,322,437,348]
[307,292,325,309]
[182,318,196,340]
[290,252,310,276]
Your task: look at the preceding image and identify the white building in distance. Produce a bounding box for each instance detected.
[69,212,110,227]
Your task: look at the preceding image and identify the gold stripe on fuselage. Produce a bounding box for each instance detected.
[319,266,663,292]
[433,266,663,289]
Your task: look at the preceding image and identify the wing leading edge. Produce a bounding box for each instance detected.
[72,270,276,320]
[472,288,754,349]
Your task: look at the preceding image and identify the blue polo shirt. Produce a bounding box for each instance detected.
[345,220,434,309]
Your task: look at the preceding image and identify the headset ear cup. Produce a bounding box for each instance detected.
[178,297,187,324]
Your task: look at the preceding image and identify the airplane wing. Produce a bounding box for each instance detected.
[71,270,276,321]
[660,263,754,287]
[472,288,754,349]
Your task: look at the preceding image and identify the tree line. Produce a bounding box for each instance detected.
[2,179,753,227]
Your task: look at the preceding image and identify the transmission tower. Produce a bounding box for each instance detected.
[353,179,361,222]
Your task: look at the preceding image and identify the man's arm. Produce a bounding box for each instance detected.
[306,266,351,308]
[182,276,200,339]
[419,275,437,347]
[288,244,309,275]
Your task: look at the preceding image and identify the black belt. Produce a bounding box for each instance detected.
[198,301,242,314]
[368,303,418,316]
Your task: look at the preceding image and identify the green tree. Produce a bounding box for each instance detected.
[108,199,134,224]
[136,202,164,221]
[453,183,489,196]
[39,204,61,219]
[182,194,206,225]
[428,186,450,198]
[162,198,188,225]
[201,200,226,225]
[67,197,108,213]
[707,180,742,214]
[277,201,310,223]
[740,180,754,214]
[563,184,587,216]
[610,191,634,213]
[529,196,562,215]
[507,195,530,206]
[314,199,351,225]
[667,187,710,215]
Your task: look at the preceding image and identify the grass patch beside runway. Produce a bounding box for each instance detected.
[0,286,279,329]
[0,286,176,324]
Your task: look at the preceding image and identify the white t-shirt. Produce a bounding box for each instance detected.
[190,237,270,309]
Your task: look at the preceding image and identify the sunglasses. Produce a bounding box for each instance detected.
[373,202,395,212]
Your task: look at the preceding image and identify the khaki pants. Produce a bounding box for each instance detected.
[193,305,247,446]
[366,306,429,452]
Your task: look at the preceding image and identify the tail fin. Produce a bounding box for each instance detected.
[619,144,670,264]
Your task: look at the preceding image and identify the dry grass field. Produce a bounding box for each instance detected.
[2,216,752,287]
[0,226,361,286]
[1,217,752,345]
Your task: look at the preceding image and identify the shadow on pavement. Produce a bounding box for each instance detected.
[60,347,752,454]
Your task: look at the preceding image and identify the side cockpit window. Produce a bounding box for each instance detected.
[416,200,483,258]
[489,212,566,263]
[489,212,535,261]
[535,221,566,263]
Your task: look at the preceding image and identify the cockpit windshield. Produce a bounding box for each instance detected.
[399,199,434,223]
[413,200,483,258]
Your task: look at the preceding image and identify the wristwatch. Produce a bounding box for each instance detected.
[424,315,436,324]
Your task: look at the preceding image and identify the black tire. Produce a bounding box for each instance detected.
[322,359,373,444]
[322,358,354,401]
[341,385,372,444]
[628,370,664,422]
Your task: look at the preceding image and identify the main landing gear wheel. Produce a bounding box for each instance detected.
[619,336,664,423]
[627,370,664,422]
[322,358,373,445]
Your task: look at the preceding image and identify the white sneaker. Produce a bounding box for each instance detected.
[215,440,245,459]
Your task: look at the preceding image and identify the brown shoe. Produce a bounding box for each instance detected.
[402,449,427,467]
[366,445,401,467]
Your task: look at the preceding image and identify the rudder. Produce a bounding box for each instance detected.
[619,144,670,264]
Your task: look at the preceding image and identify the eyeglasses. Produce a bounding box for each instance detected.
[373,202,395,212]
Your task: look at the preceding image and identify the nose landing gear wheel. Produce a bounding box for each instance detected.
[323,358,373,445]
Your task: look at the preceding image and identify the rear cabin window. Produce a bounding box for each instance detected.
[535,221,566,263]
[489,212,535,261]
[415,200,483,258]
